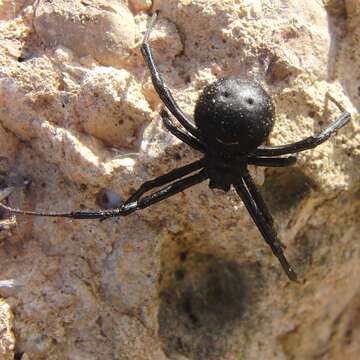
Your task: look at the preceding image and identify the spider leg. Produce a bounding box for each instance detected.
[125,159,203,203]
[161,109,206,153]
[121,168,208,215]
[254,111,350,157]
[0,202,120,219]
[241,169,275,227]
[234,176,298,281]
[141,11,201,138]
[0,168,208,220]
[247,155,297,167]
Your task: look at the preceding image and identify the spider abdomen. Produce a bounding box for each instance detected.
[194,79,275,155]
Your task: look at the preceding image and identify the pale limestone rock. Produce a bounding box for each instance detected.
[0,1,359,360]
[0,1,32,20]
[0,0,14,20]
[76,67,154,149]
[34,0,137,67]
[0,300,15,359]
[129,0,152,13]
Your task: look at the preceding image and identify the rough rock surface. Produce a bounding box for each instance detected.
[0,1,359,359]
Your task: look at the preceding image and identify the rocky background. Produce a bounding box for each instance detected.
[0,0,359,359]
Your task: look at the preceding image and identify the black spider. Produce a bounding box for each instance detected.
[0,12,351,281]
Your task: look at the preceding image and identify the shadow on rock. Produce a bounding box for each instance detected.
[158,254,263,359]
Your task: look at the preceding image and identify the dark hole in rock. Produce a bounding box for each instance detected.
[14,352,24,360]
[80,183,88,191]
[265,57,294,85]
[179,250,188,262]
[0,207,6,220]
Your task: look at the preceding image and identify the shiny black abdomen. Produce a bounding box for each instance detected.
[194,79,275,155]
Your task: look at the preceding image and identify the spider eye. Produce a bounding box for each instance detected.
[222,91,230,98]
[246,98,254,105]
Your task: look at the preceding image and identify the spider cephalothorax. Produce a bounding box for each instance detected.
[0,11,351,282]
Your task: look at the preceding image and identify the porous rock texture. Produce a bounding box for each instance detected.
[0,1,359,359]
